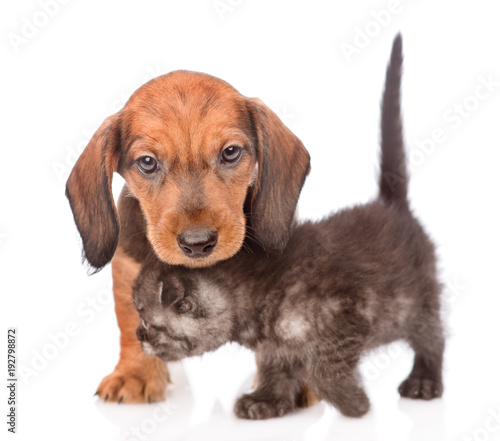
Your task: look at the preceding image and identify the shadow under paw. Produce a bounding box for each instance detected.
[234,393,294,420]
[399,376,443,400]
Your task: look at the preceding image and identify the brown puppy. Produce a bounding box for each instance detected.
[66,71,311,402]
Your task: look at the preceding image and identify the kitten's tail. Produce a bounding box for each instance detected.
[378,33,408,208]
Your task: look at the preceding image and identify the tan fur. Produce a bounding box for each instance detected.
[96,248,169,403]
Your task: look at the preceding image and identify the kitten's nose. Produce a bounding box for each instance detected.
[136,325,148,342]
[177,229,217,257]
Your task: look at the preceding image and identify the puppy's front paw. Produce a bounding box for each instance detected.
[234,393,294,420]
[96,357,169,404]
[398,377,443,400]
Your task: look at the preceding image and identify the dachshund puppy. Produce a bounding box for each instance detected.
[66,71,310,401]
[132,35,445,419]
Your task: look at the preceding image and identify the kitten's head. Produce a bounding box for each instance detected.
[132,263,233,361]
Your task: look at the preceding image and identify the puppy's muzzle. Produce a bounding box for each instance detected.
[177,229,218,258]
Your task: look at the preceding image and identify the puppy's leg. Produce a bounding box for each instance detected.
[96,247,170,403]
[234,353,307,420]
[310,350,370,418]
[297,383,320,409]
[399,302,444,400]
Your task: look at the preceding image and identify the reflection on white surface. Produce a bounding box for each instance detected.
[62,332,495,441]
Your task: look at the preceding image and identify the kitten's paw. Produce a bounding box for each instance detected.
[234,393,294,420]
[336,394,370,418]
[398,377,443,400]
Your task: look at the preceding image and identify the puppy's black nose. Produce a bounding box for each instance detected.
[177,229,217,257]
[136,325,148,342]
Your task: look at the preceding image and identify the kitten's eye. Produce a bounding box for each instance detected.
[176,299,193,314]
[221,146,242,164]
[137,156,158,174]
[142,319,148,328]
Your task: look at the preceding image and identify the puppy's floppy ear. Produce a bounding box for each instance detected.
[66,114,121,272]
[246,98,311,252]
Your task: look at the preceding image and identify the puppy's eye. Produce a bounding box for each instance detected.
[221,146,242,164]
[137,156,158,174]
[142,319,148,328]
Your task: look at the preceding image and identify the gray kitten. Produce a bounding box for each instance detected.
[133,35,444,420]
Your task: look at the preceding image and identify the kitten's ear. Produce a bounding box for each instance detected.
[160,276,185,307]
[133,263,160,308]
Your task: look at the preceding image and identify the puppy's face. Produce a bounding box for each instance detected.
[66,70,311,272]
[119,72,257,267]
[133,267,233,361]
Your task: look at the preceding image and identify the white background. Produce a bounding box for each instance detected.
[1,1,500,440]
